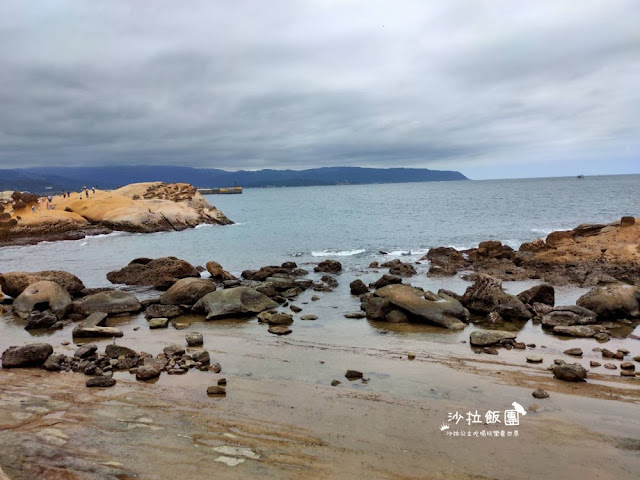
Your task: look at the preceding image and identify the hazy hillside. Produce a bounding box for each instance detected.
[1,166,468,193]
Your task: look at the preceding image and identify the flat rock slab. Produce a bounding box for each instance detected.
[72,326,123,338]
[469,330,517,346]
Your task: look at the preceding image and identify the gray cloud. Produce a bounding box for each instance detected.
[0,0,638,176]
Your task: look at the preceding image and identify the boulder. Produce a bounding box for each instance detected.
[461,274,531,320]
[105,344,137,358]
[552,364,587,382]
[76,291,141,316]
[86,376,116,388]
[74,344,98,359]
[205,261,236,281]
[1,343,53,368]
[0,270,85,298]
[518,284,555,306]
[191,349,210,364]
[469,330,517,346]
[476,240,516,260]
[145,304,183,318]
[106,257,200,289]
[185,332,203,346]
[159,278,216,306]
[374,284,469,329]
[241,265,292,281]
[12,281,72,320]
[360,295,392,321]
[576,285,640,319]
[163,344,185,357]
[541,305,597,328]
[136,364,162,381]
[422,247,468,277]
[349,279,369,296]
[193,287,278,320]
[314,260,342,274]
[44,353,67,371]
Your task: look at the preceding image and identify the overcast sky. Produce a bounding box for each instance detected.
[0,1,638,179]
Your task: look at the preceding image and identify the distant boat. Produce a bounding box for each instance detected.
[577,175,585,179]
[198,186,243,195]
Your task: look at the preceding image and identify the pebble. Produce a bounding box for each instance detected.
[532,388,549,399]
[344,311,366,319]
[207,386,226,395]
[526,356,543,363]
[311,296,320,301]
[590,361,601,367]
[554,359,566,365]
[218,378,227,386]
[564,348,583,357]
[526,343,536,348]
[621,370,636,377]
[290,305,302,313]
[407,352,416,360]
[604,363,617,370]
[345,369,363,380]
[483,347,499,355]
[331,380,341,386]
[620,362,635,370]
[300,314,318,321]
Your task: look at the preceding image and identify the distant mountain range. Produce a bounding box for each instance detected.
[0,166,468,193]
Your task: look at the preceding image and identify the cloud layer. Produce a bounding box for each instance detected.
[0,0,638,177]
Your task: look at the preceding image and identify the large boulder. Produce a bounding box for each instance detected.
[469,330,517,346]
[541,305,597,328]
[576,285,640,319]
[12,281,72,320]
[2,343,53,368]
[106,257,200,289]
[518,284,555,306]
[76,291,142,316]
[374,284,469,329]
[422,247,468,277]
[159,278,216,306]
[0,270,85,298]
[193,287,278,320]
[461,274,531,320]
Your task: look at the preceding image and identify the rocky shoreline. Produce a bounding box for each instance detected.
[0,182,232,247]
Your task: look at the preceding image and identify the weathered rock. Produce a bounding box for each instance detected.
[107,257,200,289]
[300,314,318,321]
[145,304,183,319]
[349,279,369,296]
[518,284,555,306]
[422,247,468,277]
[552,364,587,382]
[43,353,67,371]
[24,310,59,329]
[321,275,339,288]
[185,332,203,346]
[370,274,402,290]
[564,348,583,357]
[314,260,342,274]
[374,284,469,329]
[620,216,636,228]
[344,311,366,319]
[267,313,294,325]
[194,287,278,320]
[12,281,72,320]
[0,270,85,298]
[604,363,617,370]
[541,305,597,328]
[205,261,236,281]
[532,389,549,399]
[86,376,116,388]
[552,325,606,337]
[191,349,210,364]
[136,365,162,381]
[268,325,292,335]
[620,362,635,370]
[149,317,169,329]
[207,385,226,395]
[385,309,409,323]
[526,356,543,363]
[476,240,516,260]
[1,343,53,368]
[289,304,302,313]
[160,277,217,306]
[105,345,137,358]
[576,284,640,319]
[331,380,341,386]
[462,274,531,320]
[469,330,517,347]
[76,291,141,316]
[590,361,601,367]
[345,369,363,380]
[74,344,98,359]
[386,261,417,277]
[164,344,186,357]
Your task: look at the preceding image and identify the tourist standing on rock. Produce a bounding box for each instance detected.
[84,187,89,198]
[31,205,36,214]
[91,186,96,194]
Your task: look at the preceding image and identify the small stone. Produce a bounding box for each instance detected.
[532,389,549,399]
[311,296,320,301]
[207,386,226,395]
[173,322,189,330]
[621,370,636,377]
[331,380,341,386]
[633,355,640,362]
[620,362,635,370]
[526,356,543,363]
[163,344,185,357]
[527,343,536,348]
[185,332,204,347]
[345,370,363,380]
[513,342,526,349]
[149,318,169,329]
[590,361,601,367]
[290,305,302,313]
[604,363,617,370]
[601,348,614,358]
[300,314,318,321]
[483,347,499,355]
[552,364,587,382]
[407,352,416,360]
[268,325,292,335]
[211,363,222,373]
[61,341,70,346]
[86,376,116,388]
[564,348,583,357]
[217,378,227,386]
[344,311,366,319]
[554,359,566,365]
[617,348,630,355]
[191,349,210,365]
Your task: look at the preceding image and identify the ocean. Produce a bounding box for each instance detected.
[0,174,638,287]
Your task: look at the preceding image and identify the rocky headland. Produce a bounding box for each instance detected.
[0,182,232,246]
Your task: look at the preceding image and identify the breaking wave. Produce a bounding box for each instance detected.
[311,249,366,257]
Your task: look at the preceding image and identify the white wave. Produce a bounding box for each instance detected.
[530,228,553,235]
[80,242,88,246]
[311,248,366,257]
[85,231,128,240]
[382,248,430,257]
